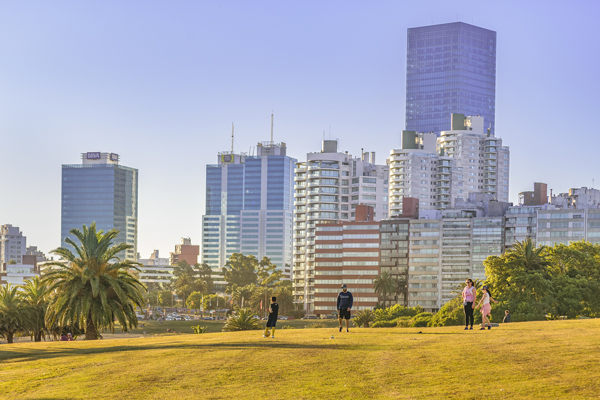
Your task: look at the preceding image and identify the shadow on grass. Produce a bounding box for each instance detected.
[0,340,348,363]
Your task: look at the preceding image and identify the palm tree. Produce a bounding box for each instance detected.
[222,308,262,331]
[373,271,396,308]
[353,309,375,328]
[231,284,255,308]
[507,237,551,273]
[273,286,294,314]
[43,223,145,340]
[0,284,30,344]
[22,277,50,342]
[393,275,409,307]
[250,286,273,313]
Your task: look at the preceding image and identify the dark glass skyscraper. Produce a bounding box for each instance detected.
[405,22,496,135]
[61,153,138,260]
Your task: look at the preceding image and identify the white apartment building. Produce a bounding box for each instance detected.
[0,224,26,265]
[389,114,510,217]
[550,187,600,209]
[504,206,540,250]
[408,212,504,312]
[0,264,38,286]
[137,250,174,286]
[293,140,389,313]
[536,208,600,246]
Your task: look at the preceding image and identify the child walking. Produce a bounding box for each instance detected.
[477,285,498,330]
[263,296,279,338]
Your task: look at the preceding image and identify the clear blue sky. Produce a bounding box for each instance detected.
[1,0,598,258]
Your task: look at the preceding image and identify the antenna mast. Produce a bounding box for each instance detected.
[231,123,234,153]
[270,113,274,143]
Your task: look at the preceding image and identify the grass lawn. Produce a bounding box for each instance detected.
[130,318,340,335]
[1,319,599,399]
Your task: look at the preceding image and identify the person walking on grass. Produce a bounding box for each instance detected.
[337,284,353,333]
[462,278,477,330]
[263,296,279,338]
[477,286,498,330]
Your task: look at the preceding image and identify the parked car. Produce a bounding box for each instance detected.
[301,316,318,320]
[325,315,337,319]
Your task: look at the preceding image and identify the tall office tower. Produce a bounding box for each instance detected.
[389,114,509,217]
[61,152,138,261]
[405,22,497,135]
[0,224,26,265]
[293,140,389,314]
[202,141,296,278]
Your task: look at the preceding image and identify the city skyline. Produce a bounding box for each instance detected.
[1,2,599,257]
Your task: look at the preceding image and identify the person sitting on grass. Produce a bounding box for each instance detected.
[503,310,512,323]
[60,333,68,341]
[263,296,279,338]
[67,333,74,341]
[477,286,498,330]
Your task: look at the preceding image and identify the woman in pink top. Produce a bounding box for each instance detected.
[477,285,498,330]
[462,279,476,330]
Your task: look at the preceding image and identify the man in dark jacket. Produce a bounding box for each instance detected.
[337,284,353,333]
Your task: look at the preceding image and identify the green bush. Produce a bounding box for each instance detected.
[428,298,470,327]
[222,309,262,332]
[371,320,397,328]
[280,325,296,329]
[411,312,433,327]
[353,310,375,328]
[305,322,327,329]
[191,325,208,334]
[373,304,424,323]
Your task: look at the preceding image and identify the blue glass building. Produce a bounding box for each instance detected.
[202,142,295,277]
[405,22,496,135]
[61,153,138,260]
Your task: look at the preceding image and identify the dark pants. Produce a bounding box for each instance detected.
[464,302,474,327]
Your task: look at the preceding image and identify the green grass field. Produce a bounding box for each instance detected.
[129,317,340,335]
[2,319,599,399]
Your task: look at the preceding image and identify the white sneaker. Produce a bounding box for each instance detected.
[271,336,274,338]
[262,335,266,338]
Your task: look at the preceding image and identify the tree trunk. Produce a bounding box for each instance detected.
[7,332,14,344]
[34,331,42,342]
[85,310,98,340]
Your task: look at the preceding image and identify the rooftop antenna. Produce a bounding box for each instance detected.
[231,123,234,153]
[271,112,274,143]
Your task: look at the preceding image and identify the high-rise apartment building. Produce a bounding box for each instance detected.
[0,224,26,265]
[202,142,296,277]
[293,140,389,313]
[389,114,509,217]
[504,205,540,250]
[405,22,497,135]
[61,152,138,260]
